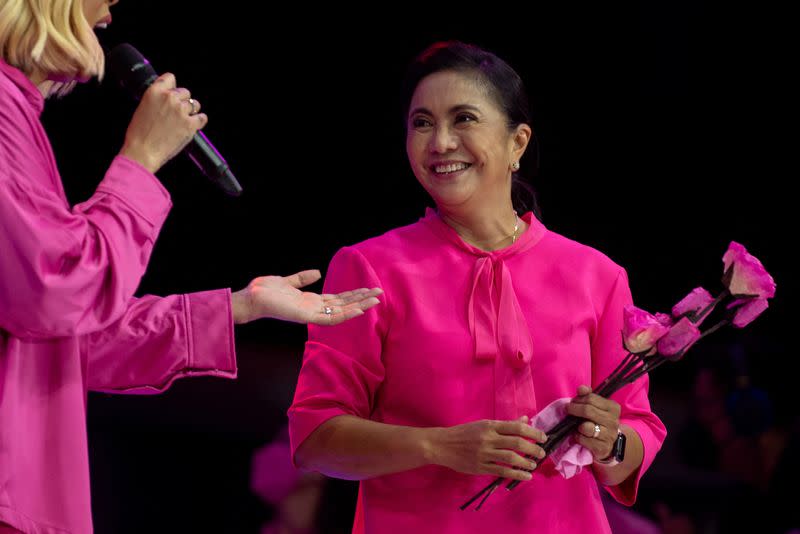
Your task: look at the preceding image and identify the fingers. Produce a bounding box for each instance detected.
[494,435,546,461]
[311,287,383,326]
[306,297,381,326]
[153,72,177,89]
[319,306,363,326]
[493,420,547,444]
[577,420,603,439]
[183,97,201,117]
[566,385,621,460]
[322,287,383,306]
[188,98,201,116]
[570,385,621,415]
[566,402,618,430]
[566,409,617,457]
[490,464,533,482]
[285,270,322,289]
[169,87,200,117]
[567,385,621,426]
[125,71,209,172]
[354,296,382,312]
[191,112,208,130]
[572,420,617,460]
[170,87,191,101]
[150,75,206,123]
[575,431,615,461]
[319,298,382,325]
[491,449,538,472]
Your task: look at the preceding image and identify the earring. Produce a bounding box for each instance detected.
[511,161,520,171]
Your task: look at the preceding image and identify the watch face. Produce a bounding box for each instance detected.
[614,431,627,462]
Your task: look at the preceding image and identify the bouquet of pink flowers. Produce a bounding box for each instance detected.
[461,242,776,511]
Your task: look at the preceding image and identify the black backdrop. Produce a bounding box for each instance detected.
[37,2,793,532]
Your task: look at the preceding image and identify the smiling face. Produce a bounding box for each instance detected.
[406,70,530,213]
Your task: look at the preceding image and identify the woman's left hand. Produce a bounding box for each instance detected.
[565,385,621,462]
[231,270,383,326]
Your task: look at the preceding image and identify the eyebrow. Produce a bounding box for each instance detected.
[408,104,482,117]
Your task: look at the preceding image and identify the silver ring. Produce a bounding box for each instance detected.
[323,306,333,315]
[592,423,601,439]
[187,98,198,115]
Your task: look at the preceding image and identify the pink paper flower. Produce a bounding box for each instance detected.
[657,317,701,360]
[722,242,776,298]
[672,287,715,324]
[655,313,673,327]
[464,240,777,511]
[731,297,770,328]
[530,398,593,479]
[622,305,671,354]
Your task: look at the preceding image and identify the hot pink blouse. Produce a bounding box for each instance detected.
[289,209,666,533]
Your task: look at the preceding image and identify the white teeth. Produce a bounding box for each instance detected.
[95,23,108,29]
[434,162,469,174]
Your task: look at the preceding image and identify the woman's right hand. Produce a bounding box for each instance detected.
[428,416,548,481]
[119,73,207,174]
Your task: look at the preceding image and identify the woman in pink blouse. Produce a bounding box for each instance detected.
[0,2,381,533]
[289,41,666,533]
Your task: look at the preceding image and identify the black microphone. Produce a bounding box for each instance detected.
[105,43,242,197]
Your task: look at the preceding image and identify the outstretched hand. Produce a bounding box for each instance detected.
[231,270,383,325]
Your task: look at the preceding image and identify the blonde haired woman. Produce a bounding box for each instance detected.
[0,2,381,533]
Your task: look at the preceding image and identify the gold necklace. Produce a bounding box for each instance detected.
[437,210,520,248]
[510,211,520,244]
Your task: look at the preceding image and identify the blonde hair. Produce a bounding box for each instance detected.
[0,0,104,94]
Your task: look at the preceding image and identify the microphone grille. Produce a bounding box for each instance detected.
[106,43,158,100]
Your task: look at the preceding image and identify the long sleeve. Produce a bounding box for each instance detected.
[0,155,172,340]
[84,289,237,393]
[287,246,388,462]
[591,269,667,505]
[0,60,226,534]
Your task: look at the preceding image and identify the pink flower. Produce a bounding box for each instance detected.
[655,313,673,327]
[722,242,776,298]
[731,298,770,328]
[622,305,671,354]
[672,287,715,324]
[530,398,593,479]
[657,317,701,360]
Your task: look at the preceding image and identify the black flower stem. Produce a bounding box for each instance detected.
[503,353,659,492]
[692,289,730,324]
[697,318,730,340]
[465,290,740,508]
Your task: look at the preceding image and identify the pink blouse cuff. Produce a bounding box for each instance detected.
[185,289,237,378]
[603,417,663,506]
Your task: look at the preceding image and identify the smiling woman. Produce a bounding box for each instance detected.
[288,41,666,534]
[405,70,532,251]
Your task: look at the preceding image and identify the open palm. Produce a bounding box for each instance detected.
[233,270,382,325]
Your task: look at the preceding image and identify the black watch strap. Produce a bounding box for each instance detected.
[595,429,626,466]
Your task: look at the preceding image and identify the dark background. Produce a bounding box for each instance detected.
[39,1,793,532]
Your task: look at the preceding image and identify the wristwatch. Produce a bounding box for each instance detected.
[594,429,626,467]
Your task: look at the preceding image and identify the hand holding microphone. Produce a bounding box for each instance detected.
[107,43,242,196]
[119,72,206,175]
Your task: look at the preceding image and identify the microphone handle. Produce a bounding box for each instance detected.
[185,131,243,196]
